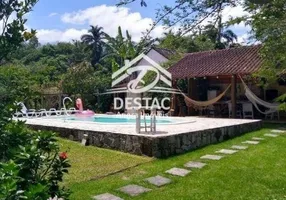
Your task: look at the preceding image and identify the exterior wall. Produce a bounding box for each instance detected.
[137,49,168,66]
[28,120,262,158]
[126,49,169,114]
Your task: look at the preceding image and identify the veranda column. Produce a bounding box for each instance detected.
[172,80,179,116]
[188,78,197,116]
[231,74,237,118]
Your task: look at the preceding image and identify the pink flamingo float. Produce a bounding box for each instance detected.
[75,98,95,117]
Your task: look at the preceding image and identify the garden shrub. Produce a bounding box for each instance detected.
[0,103,71,200]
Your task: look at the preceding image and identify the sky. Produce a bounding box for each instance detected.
[25,0,251,44]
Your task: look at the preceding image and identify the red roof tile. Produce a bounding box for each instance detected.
[168,45,263,79]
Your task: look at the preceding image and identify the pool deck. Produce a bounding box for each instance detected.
[25,115,262,157]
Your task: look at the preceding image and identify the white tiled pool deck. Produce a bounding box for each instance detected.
[23,115,261,138]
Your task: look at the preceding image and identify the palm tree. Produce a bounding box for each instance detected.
[104,26,155,66]
[203,23,238,49]
[81,25,105,67]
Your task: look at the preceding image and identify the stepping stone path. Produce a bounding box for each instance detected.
[184,161,207,169]
[200,154,223,160]
[264,134,279,138]
[118,185,151,197]
[93,193,123,200]
[242,141,259,145]
[145,175,171,187]
[98,129,277,199]
[231,145,248,150]
[271,129,285,133]
[252,137,265,141]
[215,149,238,155]
[165,167,191,177]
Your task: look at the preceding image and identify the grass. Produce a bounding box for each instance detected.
[59,125,286,200]
[58,138,152,185]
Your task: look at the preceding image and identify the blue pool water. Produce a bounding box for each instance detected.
[65,116,174,124]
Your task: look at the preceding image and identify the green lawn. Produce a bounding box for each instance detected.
[60,125,286,200]
[59,138,152,185]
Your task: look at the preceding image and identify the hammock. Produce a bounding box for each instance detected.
[240,76,279,115]
[180,84,231,109]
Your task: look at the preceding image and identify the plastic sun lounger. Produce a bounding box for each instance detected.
[21,110,42,118]
[39,108,79,117]
[14,102,42,118]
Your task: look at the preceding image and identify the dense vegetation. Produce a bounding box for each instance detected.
[0,1,71,199]
[0,21,239,112]
[0,0,285,199]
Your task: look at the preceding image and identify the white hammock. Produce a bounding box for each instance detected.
[240,76,279,115]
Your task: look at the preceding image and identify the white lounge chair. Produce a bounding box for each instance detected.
[242,103,254,119]
[15,102,41,118]
[228,102,242,118]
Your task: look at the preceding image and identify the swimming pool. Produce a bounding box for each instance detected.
[64,115,175,124]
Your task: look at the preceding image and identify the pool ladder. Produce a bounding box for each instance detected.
[136,109,156,134]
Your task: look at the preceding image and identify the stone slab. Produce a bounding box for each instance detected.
[165,167,191,177]
[242,141,259,145]
[200,154,223,160]
[271,129,285,133]
[264,133,279,137]
[252,137,265,141]
[93,193,123,200]
[118,185,151,197]
[184,161,207,169]
[145,175,171,187]
[215,149,238,155]
[231,145,248,150]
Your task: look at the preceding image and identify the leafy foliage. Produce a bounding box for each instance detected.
[0,104,71,199]
[61,61,112,112]
[242,0,286,82]
[104,26,156,67]
[0,0,38,62]
[81,25,106,67]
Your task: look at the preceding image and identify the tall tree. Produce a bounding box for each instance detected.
[0,0,38,62]
[104,26,154,66]
[118,0,238,42]
[241,0,286,109]
[203,24,237,49]
[240,0,286,79]
[159,31,215,52]
[81,25,105,67]
[27,36,40,49]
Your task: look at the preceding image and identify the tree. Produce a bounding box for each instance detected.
[81,25,106,67]
[104,26,155,67]
[28,36,40,49]
[0,0,38,62]
[241,0,286,109]
[61,61,112,112]
[71,40,89,64]
[119,1,238,41]
[159,31,187,52]
[239,0,286,78]
[159,31,215,53]
[203,24,237,49]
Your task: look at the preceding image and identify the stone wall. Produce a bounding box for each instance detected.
[28,121,262,158]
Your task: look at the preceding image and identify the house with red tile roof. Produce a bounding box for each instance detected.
[168,45,285,119]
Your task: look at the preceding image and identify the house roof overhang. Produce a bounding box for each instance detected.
[168,45,263,79]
